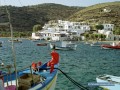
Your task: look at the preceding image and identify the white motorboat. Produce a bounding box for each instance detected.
[50,41,77,50]
[90,41,101,47]
[96,74,120,90]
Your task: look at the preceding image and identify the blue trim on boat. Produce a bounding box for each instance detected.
[2,62,58,90]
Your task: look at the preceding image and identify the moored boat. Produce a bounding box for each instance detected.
[84,41,91,45]
[101,42,120,49]
[50,41,77,50]
[90,41,101,47]
[0,62,59,90]
[31,39,40,42]
[0,41,3,47]
[8,39,22,43]
[37,43,48,46]
[96,74,120,90]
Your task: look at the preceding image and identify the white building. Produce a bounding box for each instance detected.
[102,24,114,31]
[103,8,111,13]
[106,34,120,41]
[32,20,90,41]
[98,24,120,41]
[31,32,40,40]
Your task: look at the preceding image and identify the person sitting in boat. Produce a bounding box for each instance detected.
[31,61,42,72]
[31,62,37,71]
[47,45,59,73]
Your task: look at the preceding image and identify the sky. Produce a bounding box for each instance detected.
[0,0,119,7]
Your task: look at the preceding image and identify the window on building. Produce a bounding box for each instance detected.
[114,37,116,41]
[61,34,67,37]
[78,26,80,29]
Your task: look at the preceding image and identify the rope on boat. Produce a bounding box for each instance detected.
[55,68,89,90]
[1,64,89,90]
[40,68,89,90]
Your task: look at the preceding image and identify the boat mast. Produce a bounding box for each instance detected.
[5,5,18,90]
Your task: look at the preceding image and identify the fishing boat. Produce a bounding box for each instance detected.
[0,41,3,47]
[30,39,40,42]
[37,43,48,46]
[0,62,59,90]
[84,41,91,45]
[96,74,120,90]
[101,42,120,49]
[8,39,22,43]
[50,41,77,50]
[90,41,101,47]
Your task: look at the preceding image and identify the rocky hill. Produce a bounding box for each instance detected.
[68,1,120,28]
[0,3,84,32]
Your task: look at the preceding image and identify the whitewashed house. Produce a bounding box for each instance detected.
[31,32,40,40]
[32,20,90,41]
[98,24,120,41]
[103,8,111,13]
[102,24,114,31]
[105,31,120,41]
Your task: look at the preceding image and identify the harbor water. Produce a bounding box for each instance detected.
[0,38,120,90]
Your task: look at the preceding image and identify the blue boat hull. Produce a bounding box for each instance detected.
[2,63,58,90]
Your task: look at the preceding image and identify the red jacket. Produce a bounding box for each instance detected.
[47,50,59,73]
[50,51,59,64]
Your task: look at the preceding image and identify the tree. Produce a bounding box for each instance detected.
[84,33,89,40]
[99,34,106,40]
[94,34,99,40]
[95,24,104,30]
[33,24,42,32]
[89,34,95,40]
[113,28,120,35]
[90,25,96,30]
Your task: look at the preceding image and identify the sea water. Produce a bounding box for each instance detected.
[0,38,120,90]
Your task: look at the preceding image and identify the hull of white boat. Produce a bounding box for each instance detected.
[90,42,101,47]
[50,43,77,50]
[96,75,120,90]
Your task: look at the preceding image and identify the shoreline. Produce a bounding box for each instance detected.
[83,40,120,43]
[0,37,30,39]
[0,37,120,42]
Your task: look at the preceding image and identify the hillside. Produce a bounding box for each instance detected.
[68,1,120,28]
[0,3,84,32]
